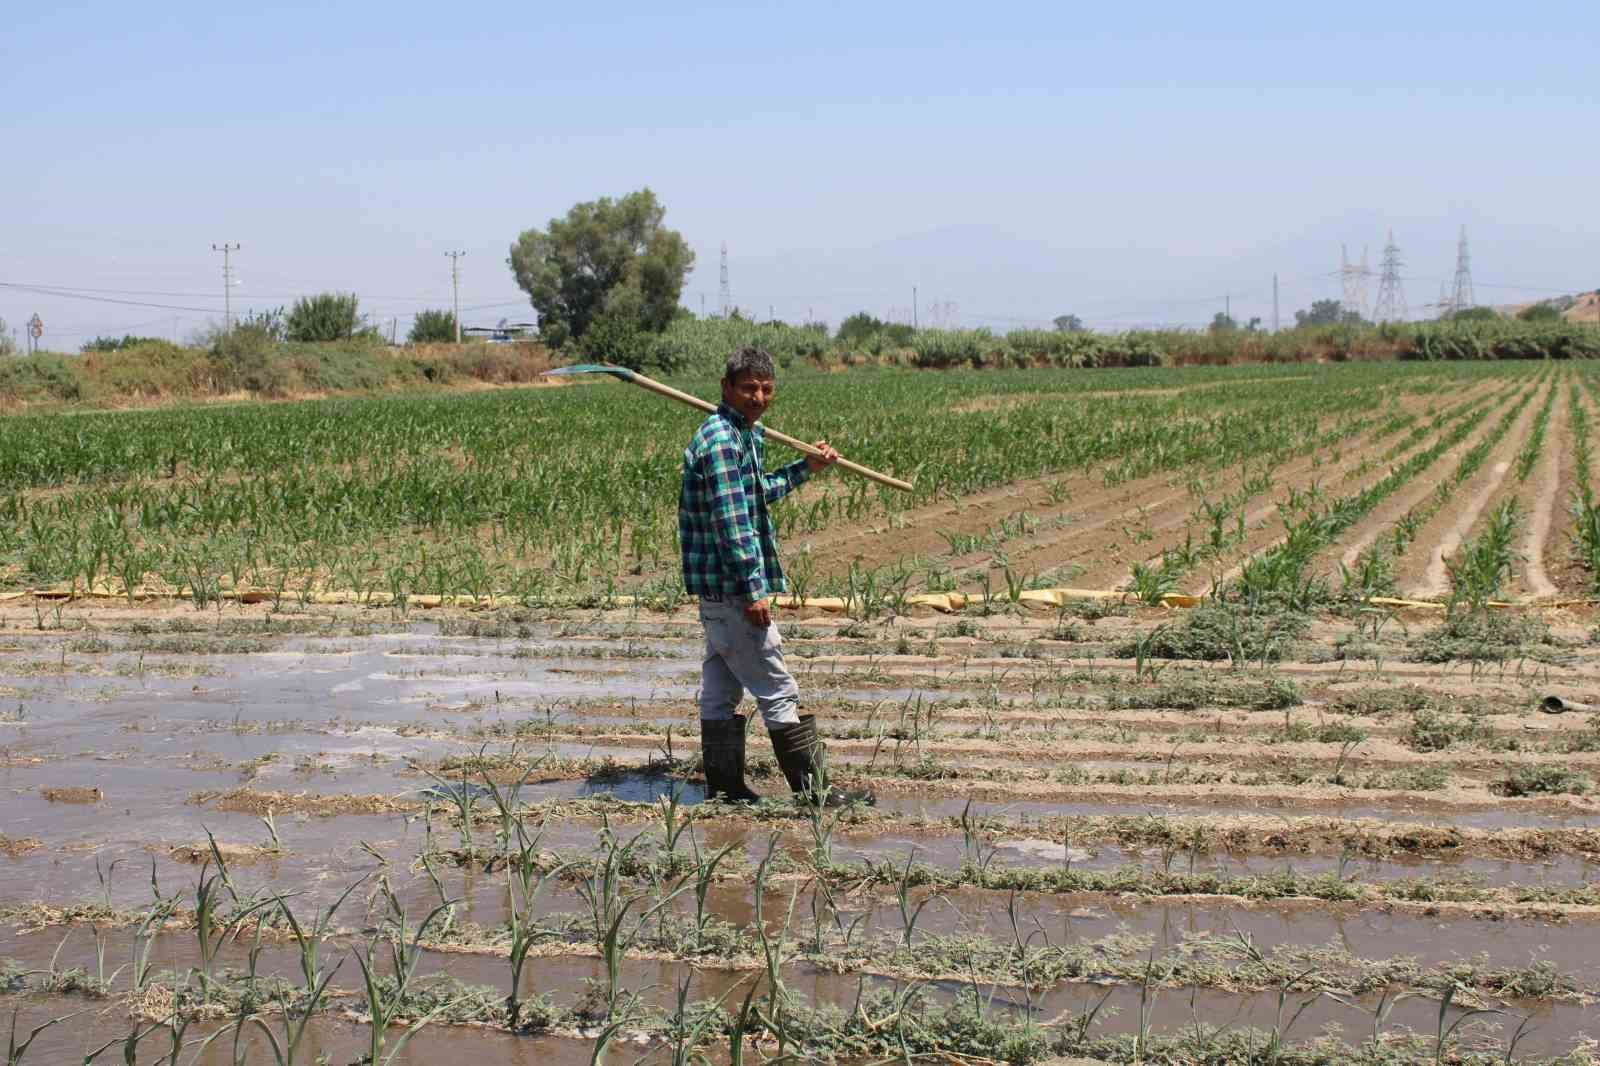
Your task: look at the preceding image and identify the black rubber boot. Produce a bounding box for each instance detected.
[769,714,875,808]
[700,716,762,804]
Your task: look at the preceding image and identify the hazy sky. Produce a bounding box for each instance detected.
[4,1,1596,348]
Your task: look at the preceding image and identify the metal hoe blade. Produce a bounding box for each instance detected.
[542,364,637,381]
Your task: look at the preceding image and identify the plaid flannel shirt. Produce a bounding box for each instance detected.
[679,403,812,602]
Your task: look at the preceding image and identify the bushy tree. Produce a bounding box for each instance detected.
[836,312,885,345]
[0,317,14,357]
[286,292,363,342]
[236,307,286,341]
[1052,314,1085,333]
[1517,303,1561,323]
[1208,312,1239,334]
[82,334,167,352]
[507,188,694,347]
[1294,299,1365,328]
[580,311,648,369]
[408,309,459,343]
[1448,306,1499,322]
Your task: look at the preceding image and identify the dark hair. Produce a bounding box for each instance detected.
[723,345,776,382]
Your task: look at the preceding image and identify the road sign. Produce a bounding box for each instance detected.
[27,314,42,340]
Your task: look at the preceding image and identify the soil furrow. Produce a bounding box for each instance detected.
[1196,397,1498,591]
[1301,383,1524,584]
[1392,377,1551,598]
[968,415,1397,591]
[1514,373,1570,599]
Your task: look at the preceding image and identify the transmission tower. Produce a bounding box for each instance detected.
[1451,225,1475,313]
[1437,281,1454,320]
[718,242,732,317]
[1339,243,1372,320]
[1373,230,1407,323]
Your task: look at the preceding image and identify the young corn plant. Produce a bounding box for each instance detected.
[894,849,935,948]
[1432,985,1501,1066]
[354,883,460,1066]
[687,832,739,952]
[1447,499,1521,611]
[191,844,274,1002]
[7,1008,82,1066]
[1129,557,1180,606]
[576,824,692,1016]
[479,748,545,859]
[751,833,802,1057]
[505,822,575,1028]
[415,756,485,861]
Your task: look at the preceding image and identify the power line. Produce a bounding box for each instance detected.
[0,281,221,313]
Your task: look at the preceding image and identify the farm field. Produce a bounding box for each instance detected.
[3,360,1600,1064]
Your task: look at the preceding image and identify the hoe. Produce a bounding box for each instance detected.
[544,363,914,493]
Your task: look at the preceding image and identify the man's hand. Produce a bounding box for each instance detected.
[744,597,773,628]
[805,440,841,474]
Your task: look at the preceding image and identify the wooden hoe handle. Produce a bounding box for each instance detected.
[625,371,914,493]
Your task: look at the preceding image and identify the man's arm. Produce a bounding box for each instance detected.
[703,434,770,604]
[763,440,839,503]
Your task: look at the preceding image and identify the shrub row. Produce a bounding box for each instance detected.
[603,316,1600,375]
[0,339,554,406]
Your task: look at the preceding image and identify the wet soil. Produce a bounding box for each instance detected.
[5,581,1600,1056]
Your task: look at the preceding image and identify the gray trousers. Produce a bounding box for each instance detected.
[697,598,801,726]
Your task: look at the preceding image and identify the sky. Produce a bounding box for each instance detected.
[3,0,1597,348]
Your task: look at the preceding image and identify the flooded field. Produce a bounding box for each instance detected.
[2,595,1598,1064]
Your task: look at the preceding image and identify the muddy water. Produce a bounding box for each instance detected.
[0,1000,606,1066]
[834,829,1600,887]
[6,619,1600,1057]
[9,926,1593,1058]
[879,793,1600,829]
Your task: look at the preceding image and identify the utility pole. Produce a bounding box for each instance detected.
[445,251,466,342]
[912,286,918,330]
[212,243,239,334]
[700,293,705,317]
[1272,274,1280,333]
[718,243,731,317]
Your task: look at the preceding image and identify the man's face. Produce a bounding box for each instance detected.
[722,371,775,424]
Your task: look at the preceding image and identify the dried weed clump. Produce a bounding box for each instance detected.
[0,834,43,858]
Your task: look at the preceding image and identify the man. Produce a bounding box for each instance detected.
[680,345,874,808]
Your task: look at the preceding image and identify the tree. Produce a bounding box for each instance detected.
[507,188,694,347]
[286,292,364,342]
[408,309,459,343]
[1208,312,1239,334]
[1293,299,1365,328]
[1052,314,1085,333]
[1517,303,1561,323]
[1449,306,1499,322]
[836,312,885,345]
[0,317,14,357]
[82,335,166,352]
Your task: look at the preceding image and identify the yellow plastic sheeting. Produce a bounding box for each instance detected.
[0,584,1591,613]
